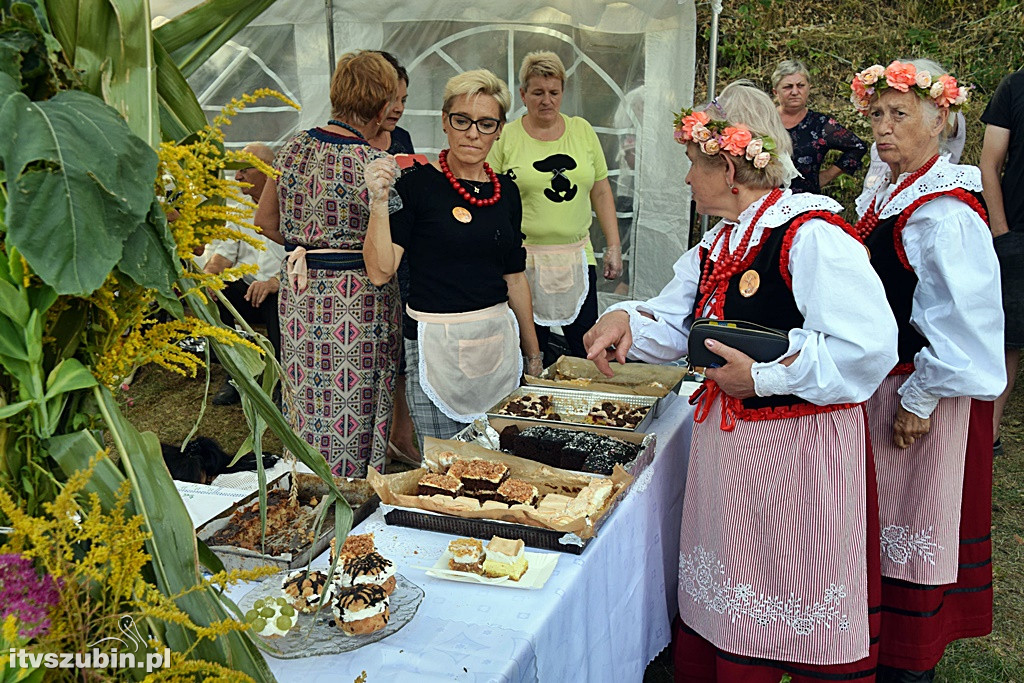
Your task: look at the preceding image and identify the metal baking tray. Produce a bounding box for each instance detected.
[486,386,657,432]
[526,357,686,418]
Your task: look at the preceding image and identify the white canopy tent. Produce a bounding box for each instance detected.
[151,0,698,304]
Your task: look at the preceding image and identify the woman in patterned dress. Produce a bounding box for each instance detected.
[255,51,402,477]
[849,58,1006,683]
[584,81,898,681]
[773,59,867,194]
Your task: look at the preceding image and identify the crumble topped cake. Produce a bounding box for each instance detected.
[436,450,460,472]
[447,538,484,574]
[584,401,649,429]
[331,532,375,562]
[497,394,562,420]
[341,551,397,595]
[482,536,529,581]
[447,459,509,492]
[417,472,463,497]
[332,584,390,636]
[497,479,539,506]
[281,569,337,613]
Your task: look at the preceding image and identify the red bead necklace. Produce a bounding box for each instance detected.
[853,154,939,241]
[438,149,501,207]
[695,187,783,317]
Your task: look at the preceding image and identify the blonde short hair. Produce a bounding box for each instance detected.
[519,51,566,90]
[698,80,798,190]
[771,59,810,90]
[442,69,512,121]
[329,51,398,123]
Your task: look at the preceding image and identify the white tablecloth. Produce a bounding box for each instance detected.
[226,397,695,683]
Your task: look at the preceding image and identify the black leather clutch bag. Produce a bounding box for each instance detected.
[688,318,790,368]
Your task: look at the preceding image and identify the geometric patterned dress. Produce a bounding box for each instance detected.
[274,127,401,477]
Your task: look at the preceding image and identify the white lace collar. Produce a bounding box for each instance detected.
[854,155,981,220]
[700,190,844,258]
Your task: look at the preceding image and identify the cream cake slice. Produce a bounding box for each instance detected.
[482,536,529,581]
[447,537,484,574]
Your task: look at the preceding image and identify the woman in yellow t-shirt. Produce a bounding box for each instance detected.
[488,51,622,362]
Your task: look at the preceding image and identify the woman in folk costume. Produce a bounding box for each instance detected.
[849,59,1006,683]
[583,81,898,682]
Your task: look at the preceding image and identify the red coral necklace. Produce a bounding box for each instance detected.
[695,187,783,317]
[439,149,501,208]
[854,154,939,241]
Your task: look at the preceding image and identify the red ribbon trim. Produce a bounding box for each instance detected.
[779,211,858,290]
[691,379,861,431]
[892,188,988,271]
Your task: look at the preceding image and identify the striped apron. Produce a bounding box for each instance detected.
[678,395,870,665]
[866,374,970,585]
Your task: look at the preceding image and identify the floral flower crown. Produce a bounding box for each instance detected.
[672,108,777,170]
[850,60,969,115]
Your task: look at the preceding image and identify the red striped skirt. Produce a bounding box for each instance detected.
[877,399,994,670]
[673,414,880,681]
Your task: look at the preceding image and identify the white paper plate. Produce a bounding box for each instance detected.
[419,551,558,589]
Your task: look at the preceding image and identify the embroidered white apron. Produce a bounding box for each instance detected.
[866,374,969,585]
[407,303,522,423]
[678,396,870,665]
[524,238,589,327]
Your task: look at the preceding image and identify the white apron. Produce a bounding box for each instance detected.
[679,395,870,665]
[866,373,970,585]
[524,238,589,327]
[407,303,522,423]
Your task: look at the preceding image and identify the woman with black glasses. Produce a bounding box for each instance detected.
[488,51,622,364]
[363,69,542,446]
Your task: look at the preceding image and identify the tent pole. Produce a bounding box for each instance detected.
[707,0,722,100]
[325,0,336,75]
[699,0,724,237]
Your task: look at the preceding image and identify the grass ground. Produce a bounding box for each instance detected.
[130,361,1023,681]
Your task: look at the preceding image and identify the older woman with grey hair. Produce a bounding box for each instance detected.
[585,80,897,682]
[773,58,867,194]
[851,57,1005,683]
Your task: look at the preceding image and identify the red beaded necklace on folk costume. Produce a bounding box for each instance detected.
[438,149,501,220]
[853,154,939,242]
[694,187,783,318]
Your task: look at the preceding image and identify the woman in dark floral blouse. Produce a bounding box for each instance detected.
[772,59,867,194]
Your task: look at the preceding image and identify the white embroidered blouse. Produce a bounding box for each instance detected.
[608,190,898,406]
[854,156,1006,418]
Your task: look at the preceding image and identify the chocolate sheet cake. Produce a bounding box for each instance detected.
[499,424,640,474]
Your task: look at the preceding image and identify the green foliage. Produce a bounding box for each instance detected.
[0,88,170,296]
[696,0,1024,212]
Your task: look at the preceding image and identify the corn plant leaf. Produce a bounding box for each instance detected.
[42,0,159,146]
[49,393,277,681]
[43,357,96,399]
[0,89,159,295]
[0,279,29,326]
[154,0,277,78]
[153,35,206,141]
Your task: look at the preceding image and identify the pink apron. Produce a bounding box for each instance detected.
[866,373,969,585]
[679,396,870,665]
